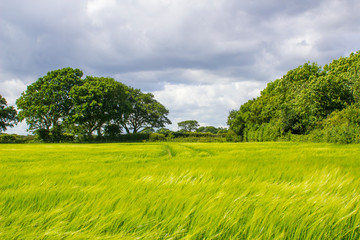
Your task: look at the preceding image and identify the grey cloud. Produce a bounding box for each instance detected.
[2,0,358,77]
[1,0,87,77]
[1,0,360,131]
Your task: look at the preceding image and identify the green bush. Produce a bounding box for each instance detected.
[34,129,50,142]
[0,134,27,143]
[226,130,241,142]
[100,133,150,142]
[61,133,75,142]
[314,106,360,143]
[104,124,122,139]
[149,133,166,142]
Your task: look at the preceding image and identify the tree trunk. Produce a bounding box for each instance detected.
[97,122,104,137]
[97,127,102,137]
[124,125,130,134]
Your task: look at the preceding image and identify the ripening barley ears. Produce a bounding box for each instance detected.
[0,142,360,239]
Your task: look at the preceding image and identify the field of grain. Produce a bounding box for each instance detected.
[1,142,360,239]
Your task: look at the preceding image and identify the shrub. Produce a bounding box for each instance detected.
[34,129,50,142]
[0,134,27,143]
[226,130,241,142]
[149,133,166,142]
[104,124,122,139]
[106,133,150,142]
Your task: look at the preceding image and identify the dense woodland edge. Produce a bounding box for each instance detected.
[1,51,360,143]
[228,51,360,144]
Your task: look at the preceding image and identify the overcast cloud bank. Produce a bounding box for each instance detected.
[1,0,360,134]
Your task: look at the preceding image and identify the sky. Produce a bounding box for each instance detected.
[1,0,360,134]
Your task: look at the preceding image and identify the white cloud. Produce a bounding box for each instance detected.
[1,0,360,134]
[4,122,28,135]
[0,79,27,106]
[1,79,28,135]
[153,81,265,129]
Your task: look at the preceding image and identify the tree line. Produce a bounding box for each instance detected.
[228,51,360,143]
[2,51,360,143]
[0,69,228,143]
[1,68,171,142]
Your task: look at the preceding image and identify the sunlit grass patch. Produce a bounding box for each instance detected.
[1,142,360,239]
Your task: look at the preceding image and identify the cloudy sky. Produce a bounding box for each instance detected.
[1,0,360,134]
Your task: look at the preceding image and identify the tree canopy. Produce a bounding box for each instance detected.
[69,76,129,137]
[121,87,171,134]
[15,68,171,141]
[0,95,17,132]
[9,51,360,143]
[16,68,84,139]
[228,51,360,143]
[178,120,200,132]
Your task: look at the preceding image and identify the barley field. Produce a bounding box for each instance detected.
[1,142,360,239]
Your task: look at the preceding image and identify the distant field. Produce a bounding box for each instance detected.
[1,142,360,239]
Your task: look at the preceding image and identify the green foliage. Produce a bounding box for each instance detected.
[69,76,128,137]
[34,126,74,143]
[196,125,227,134]
[34,128,50,142]
[121,87,171,134]
[0,95,17,132]
[197,126,217,133]
[225,130,241,142]
[228,51,360,143]
[104,124,122,139]
[1,142,360,239]
[140,127,155,134]
[15,68,171,141]
[16,68,83,136]
[0,134,29,143]
[110,133,150,142]
[314,105,360,144]
[149,133,166,142]
[216,127,228,134]
[169,132,226,142]
[156,127,171,135]
[177,120,200,132]
[172,131,221,138]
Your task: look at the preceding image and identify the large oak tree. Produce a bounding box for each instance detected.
[16,68,83,138]
[177,120,199,132]
[120,87,171,134]
[69,76,129,137]
[16,68,172,139]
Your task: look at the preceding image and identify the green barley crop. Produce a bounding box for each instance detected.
[0,142,360,239]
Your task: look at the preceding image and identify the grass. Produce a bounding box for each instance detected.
[0,142,360,239]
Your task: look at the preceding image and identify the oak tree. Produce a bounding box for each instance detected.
[69,76,129,137]
[120,87,171,134]
[16,68,83,139]
[177,120,199,132]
